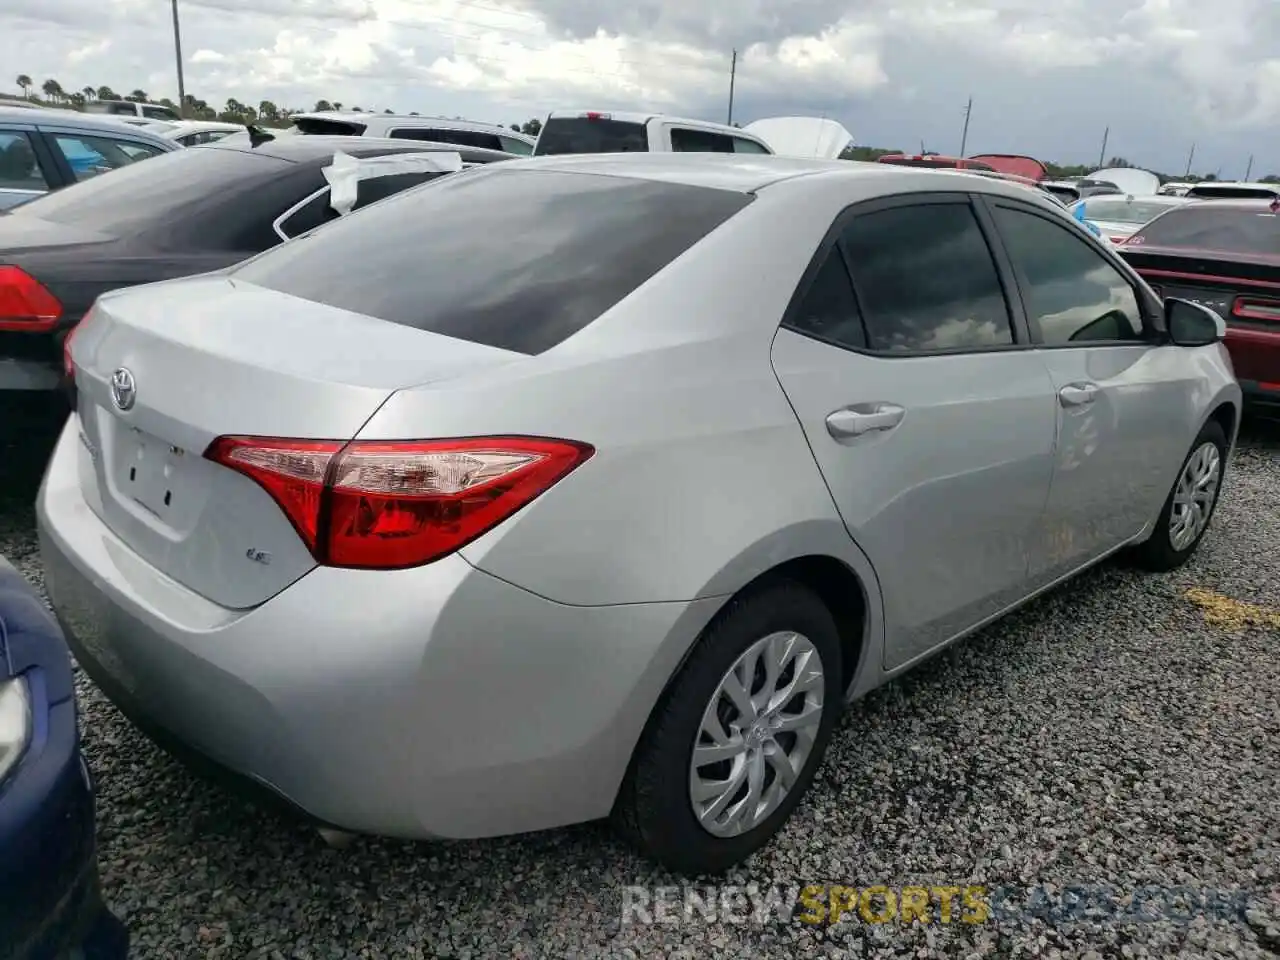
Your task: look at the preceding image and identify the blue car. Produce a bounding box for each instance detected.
[0,556,127,959]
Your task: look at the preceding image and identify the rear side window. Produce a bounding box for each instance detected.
[534,117,648,155]
[732,137,771,154]
[841,203,1015,352]
[785,249,867,349]
[389,128,505,151]
[670,128,736,153]
[1129,205,1280,257]
[0,130,49,193]
[232,168,753,354]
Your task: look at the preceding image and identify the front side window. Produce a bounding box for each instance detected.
[841,202,1015,352]
[992,205,1144,345]
[53,134,164,182]
[0,130,49,193]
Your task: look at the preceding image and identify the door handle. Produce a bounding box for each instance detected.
[1058,382,1099,408]
[825,403,905,440]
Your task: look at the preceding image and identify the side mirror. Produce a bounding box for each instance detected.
[1165,298,1226,346]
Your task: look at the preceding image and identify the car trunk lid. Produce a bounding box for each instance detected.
[68,275,524,608]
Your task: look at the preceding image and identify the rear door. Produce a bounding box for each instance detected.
[0,127,61,210]
[770,192,1058,670]
[981,197,1192,583]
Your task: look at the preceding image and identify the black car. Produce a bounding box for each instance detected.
[0,133,513,395]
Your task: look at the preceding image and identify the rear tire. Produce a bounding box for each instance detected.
[612,579,844,875]
[1126,419,1228,572]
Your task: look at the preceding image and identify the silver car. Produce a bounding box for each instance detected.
[1069,194,1193,244]
[39,156,1240,875]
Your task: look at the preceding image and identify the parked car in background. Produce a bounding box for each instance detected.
[1183,181,1280,201]
[0,554,128,959]
[1069,194,1192,244]
[1159,182,1195,196]
[287,112,535,155]
[0,134,511,394]
[965,154,1049,180]
[1040,177,1122,205]
[44,154,1238,878]
[1121,198,1280,412]
[1092,167,1161,196]
[533,110,773,156]
[155,120,245,146]
[741,117,854,159]
[83,99,180,122]
[875,153,996,171]
[0,106,178,210]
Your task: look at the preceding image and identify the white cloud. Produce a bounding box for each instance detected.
[1,0,1279,171]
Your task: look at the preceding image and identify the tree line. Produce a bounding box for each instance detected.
[10,75,1270,180]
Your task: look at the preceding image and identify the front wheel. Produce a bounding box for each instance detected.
[612,580,844,875]
[1126,419,1228,572]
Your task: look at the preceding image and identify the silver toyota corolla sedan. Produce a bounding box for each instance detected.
[39,154,1240,875]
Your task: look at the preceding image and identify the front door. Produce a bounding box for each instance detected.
[771,193,1058,670]
[982,199,1192,584]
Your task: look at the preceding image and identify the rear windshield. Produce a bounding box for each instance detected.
[8,146,291,233]
[289,117,367,136]
[1129,205,1280,256]
[232,168,753,354]
[534,117,649,155]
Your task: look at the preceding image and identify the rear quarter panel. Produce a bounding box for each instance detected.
[354,179,888,615]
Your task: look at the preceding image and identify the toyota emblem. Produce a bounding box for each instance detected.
[110,367,136,411]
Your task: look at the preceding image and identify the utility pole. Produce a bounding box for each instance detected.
[1184,142,1195,178]
[1097,127,1109,168]
[959,96,972,157]
[1245,155,1254,181]
[171,0,187,117]
[726,49,736,126]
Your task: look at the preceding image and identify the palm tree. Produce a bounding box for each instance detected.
[128,89,148,103]
[97,85,116,101]
[82,86,95,100]
[69,92,86,109]
[258,100,279,123]
[16,75,32,99]
[41,78,63,103]
[313,99,333,111]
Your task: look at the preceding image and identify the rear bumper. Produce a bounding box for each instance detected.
[37,419,717,840]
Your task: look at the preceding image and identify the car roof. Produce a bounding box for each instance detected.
[289,112,533,140]
[202,133,516,164]
[0,106,179,147]
[502,152,1056,202]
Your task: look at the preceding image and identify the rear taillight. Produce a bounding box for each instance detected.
[0,265,62,332]
[1232,297,1280,322]
[205,435,594,569]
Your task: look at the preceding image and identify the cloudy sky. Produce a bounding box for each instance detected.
[3,0,1279,175]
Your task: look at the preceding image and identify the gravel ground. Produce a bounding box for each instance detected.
[2,404,1278,960]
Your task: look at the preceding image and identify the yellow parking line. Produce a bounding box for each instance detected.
[1184,588,1280,630]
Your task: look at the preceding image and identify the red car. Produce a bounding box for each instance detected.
[1120,198,1280,412]
[874,154,996,171]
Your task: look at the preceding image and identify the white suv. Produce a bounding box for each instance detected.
[84,99,181,122]
[287,112,536,155]
[532,110,773,156]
